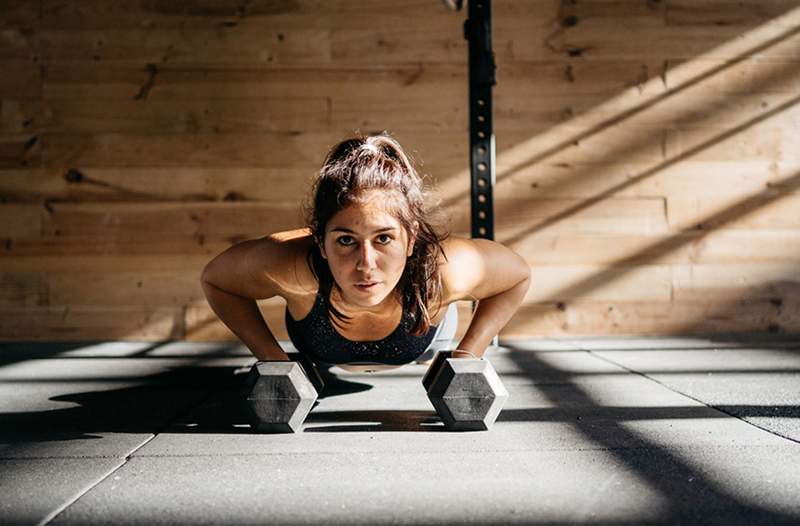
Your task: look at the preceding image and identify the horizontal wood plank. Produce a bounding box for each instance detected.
[0,305,183,340]
[0,196,667,253]
[508,229,792,266]
[1,99,40,133]
[0,28,38,60]
[40,27,332,64]
[499,160,787,200]
[46,270,203,307]
[0,254,212,272]
[0,62,40,98]
[0,203,43,239]
[0,0,40,29]
[38,130,468,169]
[672,263,800,302]
[41,0,465,30]
[0,132,41,168]
[667,188,800,230]
[42,97,331,134]
[2,159,792,204]
[521,264,672,303]
[504,298,799,336]
[1,201,302,254]
[533,13,800,62]
[42,61,678,101]
[446,196,669,236]
[666,0,800,26]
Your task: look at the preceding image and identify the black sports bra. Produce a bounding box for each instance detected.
[284,288,438,365]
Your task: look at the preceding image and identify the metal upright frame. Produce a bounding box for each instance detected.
[459,1,499,347]
[464,1,496,242]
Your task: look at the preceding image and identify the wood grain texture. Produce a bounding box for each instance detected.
[3,0,800,341]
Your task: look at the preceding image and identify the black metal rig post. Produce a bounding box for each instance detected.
[461,1,498,347]
[464,0,496,242]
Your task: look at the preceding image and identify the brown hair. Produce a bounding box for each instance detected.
[302,131,451,336]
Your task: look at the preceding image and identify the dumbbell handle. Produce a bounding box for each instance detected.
[452,349,481,359]
[256,355,325,395]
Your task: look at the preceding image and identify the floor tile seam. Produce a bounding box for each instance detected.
[721,418,800,445]
[555,344,800,352]
[40,386,222,523]
[0,454,134,460]
[123,444,793,459]
[130,449,602,459]
[35,457,127,526]
[584,350,800,447]
[38,434,158,525]
[551,333,800,344]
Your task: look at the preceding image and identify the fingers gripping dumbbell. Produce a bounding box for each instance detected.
[239,354,325,433]
[422,350,509,431]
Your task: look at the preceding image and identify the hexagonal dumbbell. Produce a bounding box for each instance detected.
[240,358,323,433]
[423,351,509,431]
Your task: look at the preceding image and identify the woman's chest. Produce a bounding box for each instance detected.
[286,290,447,342]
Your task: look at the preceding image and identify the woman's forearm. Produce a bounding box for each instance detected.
[201,280,290,361]
[455,274,531,358]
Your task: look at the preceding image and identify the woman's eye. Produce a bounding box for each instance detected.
[336,235,392,246]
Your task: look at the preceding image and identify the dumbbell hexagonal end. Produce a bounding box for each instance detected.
[240,361,318,433]
[427,358,509,431]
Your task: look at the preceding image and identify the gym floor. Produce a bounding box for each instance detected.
[2,335,799,525]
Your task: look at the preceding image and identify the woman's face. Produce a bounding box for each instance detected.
[319,192,416,311]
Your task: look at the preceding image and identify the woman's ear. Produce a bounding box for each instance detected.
[317,239,327,259]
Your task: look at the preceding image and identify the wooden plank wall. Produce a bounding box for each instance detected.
[2,0,800,343]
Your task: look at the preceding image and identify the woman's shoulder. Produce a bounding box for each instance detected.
[436,235,478,303]
[436,234,502,303]
[436,234,530,304]
[263,228,319,298]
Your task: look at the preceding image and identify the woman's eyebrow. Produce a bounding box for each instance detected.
[331,226,397,234]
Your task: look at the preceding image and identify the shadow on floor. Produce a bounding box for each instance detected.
[1,365,241,442]
[0,362,386,441]
[303,409,444,432]
[3,348,799,439]
[502,342,800,525]
[0,341,95,367]
[3,342,798,444]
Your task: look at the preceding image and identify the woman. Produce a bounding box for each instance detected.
[200,132,531,375]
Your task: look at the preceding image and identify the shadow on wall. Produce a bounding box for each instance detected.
[441,9,800,335]
[442,19,800,210]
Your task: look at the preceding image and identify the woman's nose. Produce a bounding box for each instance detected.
[356,242,376,270]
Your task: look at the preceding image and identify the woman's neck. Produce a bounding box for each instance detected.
[329,285,401,316]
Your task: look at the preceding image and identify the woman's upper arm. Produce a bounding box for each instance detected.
[200,235,291,300]
[440,236,530,301]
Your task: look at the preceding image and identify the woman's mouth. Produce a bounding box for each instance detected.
[355,282,380,291]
